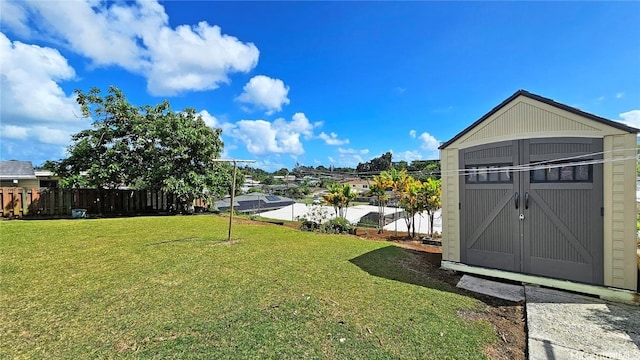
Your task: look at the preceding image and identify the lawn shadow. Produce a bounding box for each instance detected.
[349,245,524,308]
[349,245,449,288]
[350,246,464,295]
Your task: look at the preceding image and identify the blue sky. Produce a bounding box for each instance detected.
[1,1,639,171]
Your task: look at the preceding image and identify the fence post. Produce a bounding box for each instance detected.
[26,189,31,215]
[48,190,56,215]
[9,189,15,217]
[18,188,24,217]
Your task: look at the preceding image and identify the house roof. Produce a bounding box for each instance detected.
[439,90,640,150]
[0,160,36,180]
[214,193,295,212]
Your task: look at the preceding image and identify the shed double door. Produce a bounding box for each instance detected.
[459,138,603,285]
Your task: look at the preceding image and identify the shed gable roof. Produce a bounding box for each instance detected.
[439,90,639,149]
[0,160,36,179]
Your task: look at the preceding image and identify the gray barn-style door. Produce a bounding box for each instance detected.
[459,138,604,285]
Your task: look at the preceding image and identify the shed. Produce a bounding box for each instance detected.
[439,90,638,293]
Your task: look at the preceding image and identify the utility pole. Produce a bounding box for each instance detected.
[212,159,256,241]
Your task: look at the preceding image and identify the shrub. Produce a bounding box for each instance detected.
[299,205,330,232]
[324,217,352,234]
[298,207,352,235]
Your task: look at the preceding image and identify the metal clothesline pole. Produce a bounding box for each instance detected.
[211,159,256,241]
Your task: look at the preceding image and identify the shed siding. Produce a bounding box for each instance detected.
[603,133,637,290]
[6,179,39,189]
[441,148,460,261]
[454,97,628,150]
[441,93,638,292]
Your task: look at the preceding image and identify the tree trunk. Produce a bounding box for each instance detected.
[404,214,412,238]
[429,212,435,237]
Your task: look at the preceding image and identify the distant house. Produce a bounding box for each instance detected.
[0,161,61,189]
[302,176,320,186]
[34,169,59,188]
[0,161,38,188]
[240,176,261,193]
[273,175,297,182]
[342,178,370,194]
[214,193,295,214]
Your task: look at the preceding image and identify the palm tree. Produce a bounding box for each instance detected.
[322,183,342,217]
[399,177,424,238]
[422,177,442,238]
[339,183,358,218]
[368,171,393,233]
[322,183,357,218]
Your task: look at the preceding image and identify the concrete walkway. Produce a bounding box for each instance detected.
[526,286,640,360]
[457,276,640,359]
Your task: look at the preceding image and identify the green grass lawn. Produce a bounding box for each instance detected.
[1,216,495,359]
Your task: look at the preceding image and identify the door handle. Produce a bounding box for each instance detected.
[514,192,519,209]
[524,192,529,209]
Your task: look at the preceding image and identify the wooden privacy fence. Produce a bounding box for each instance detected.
[0,187,208,218]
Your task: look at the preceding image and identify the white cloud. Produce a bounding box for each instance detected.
[0,33,79,122]
[252,158,286,172]
[0,32,84,152]
[197,110,219,128]
[228,113,319,156]
[236,75,290,115]
[318,132,349,146]
[333,147,369,167]
[336,154,364,167]
[0,1,32,38]
[283,113,314,139]
[338,148,369,155]
[145,21,259,95]
[1,125,29,139]
[419,132,441,152]
[2,1,259,96]
[395,131,443,160]
[233,120,282,155]
[33,126,72,145]
[616,92,624,99]
[393,150,423,162]
[619,110,640,129]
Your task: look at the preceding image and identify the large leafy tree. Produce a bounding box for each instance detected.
[356,151,392,173]
[49,86,231,211]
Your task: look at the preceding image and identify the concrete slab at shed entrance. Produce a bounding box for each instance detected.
[456,275,524,302]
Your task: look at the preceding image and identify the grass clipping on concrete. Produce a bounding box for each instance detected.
[1,216,495,359]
